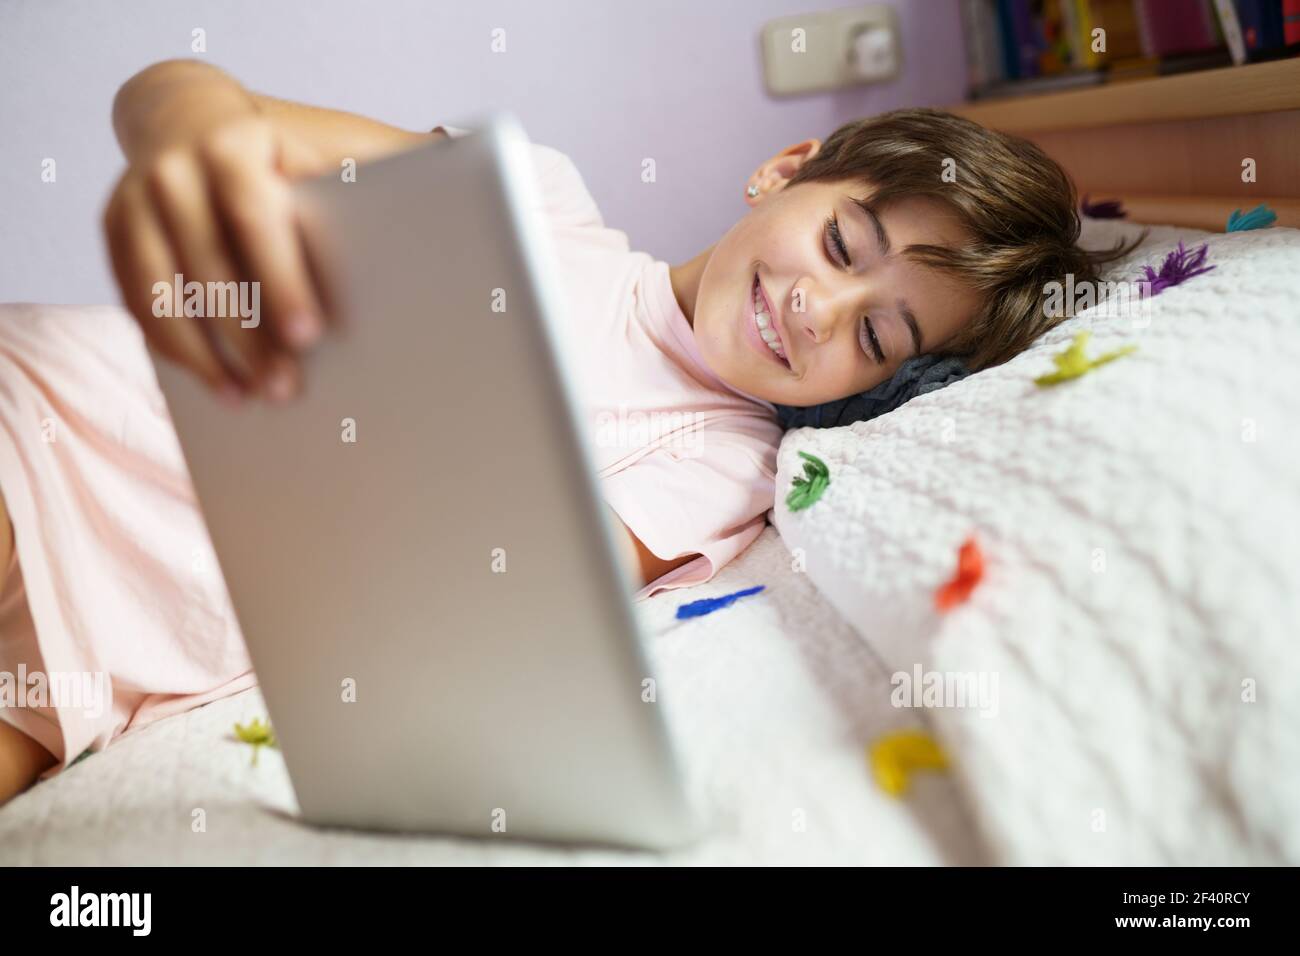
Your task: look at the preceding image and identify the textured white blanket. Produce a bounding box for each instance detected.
[4,224,1295,866]
[773,221,1300,864]
[0,529,984,865]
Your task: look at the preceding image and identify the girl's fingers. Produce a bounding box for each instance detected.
[103,178,232,392]
[260,350,303,403]
[202,123,326,356]
[144,148,271,392]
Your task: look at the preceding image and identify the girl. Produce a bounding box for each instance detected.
[0,58,1122,802]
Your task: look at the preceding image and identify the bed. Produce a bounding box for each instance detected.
[3,61,1299,867]
[0,527,986,866]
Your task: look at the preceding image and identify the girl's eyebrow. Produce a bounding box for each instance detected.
[850,198,890,254]
[842,198,922,352]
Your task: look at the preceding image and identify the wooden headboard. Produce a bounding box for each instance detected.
[950,58,1300,232]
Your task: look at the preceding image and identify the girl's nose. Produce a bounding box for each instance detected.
[794,281,858,344]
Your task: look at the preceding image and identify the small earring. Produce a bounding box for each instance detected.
[746,184,759,198]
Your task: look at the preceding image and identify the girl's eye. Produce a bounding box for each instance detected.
[828,214,880,363]
[824,215,850,266]
[860,316,885,364]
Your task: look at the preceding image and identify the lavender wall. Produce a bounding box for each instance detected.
[1,0,967,304]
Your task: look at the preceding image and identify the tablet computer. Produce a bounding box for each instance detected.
[153,114,699,849]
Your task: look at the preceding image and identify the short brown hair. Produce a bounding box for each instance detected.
[786,108,1138,370]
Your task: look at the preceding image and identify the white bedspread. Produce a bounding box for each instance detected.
[773,222,1300,865]
[5,222,1295,866]
[0,529,984,865]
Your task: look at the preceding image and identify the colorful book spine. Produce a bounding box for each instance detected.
[1234,0,1285,54]
[1038,0,1073,74]
[1134,0,1222,56]
[962,0,1006,92]
[1284,0,1300,44]
[995,0,1042,80]
[995,0,1021,79]
[1010,0,1042,77]
[1213,0,1248,63]
[1065,0,1101,68]
[1085,0,1146,61]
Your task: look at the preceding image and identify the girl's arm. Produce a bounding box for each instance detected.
[110,61,685,591]
[106,59,435,397]
[608,507,697,590]
[113,58,432,169]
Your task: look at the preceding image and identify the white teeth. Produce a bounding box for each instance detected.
[753,279,787,364]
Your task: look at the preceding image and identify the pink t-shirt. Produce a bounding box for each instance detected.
[438,125,783,600]
[0,129,783,773]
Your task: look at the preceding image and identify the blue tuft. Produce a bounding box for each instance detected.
[1227,204,1277,232]
[675,585,766,620]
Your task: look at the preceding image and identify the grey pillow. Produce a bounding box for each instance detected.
[774,354,970,430]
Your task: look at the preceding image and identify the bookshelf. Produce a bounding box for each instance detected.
[951,56,1300,131]
[947,58,1300,230]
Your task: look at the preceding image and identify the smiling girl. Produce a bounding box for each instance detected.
[0,58,1122,800]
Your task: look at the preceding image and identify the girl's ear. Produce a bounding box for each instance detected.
[745,139,822,204]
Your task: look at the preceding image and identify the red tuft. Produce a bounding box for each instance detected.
[934,537,984,612]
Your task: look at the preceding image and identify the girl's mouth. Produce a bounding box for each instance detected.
[748,272,790,369]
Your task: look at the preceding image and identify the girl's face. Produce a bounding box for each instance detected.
[687,145,982,407]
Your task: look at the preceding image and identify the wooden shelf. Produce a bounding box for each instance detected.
[1103,195,1300,231]
[944,57,1300,230]
[950,57,1300,133]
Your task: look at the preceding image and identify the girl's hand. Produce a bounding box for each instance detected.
[104,110,332,401]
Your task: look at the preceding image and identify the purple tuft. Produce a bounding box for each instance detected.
[1136,242,1216,297]
[1081,195,1127,219]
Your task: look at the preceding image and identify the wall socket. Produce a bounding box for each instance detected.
[760,5,901,97]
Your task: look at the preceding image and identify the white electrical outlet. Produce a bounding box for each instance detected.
[761,5,901,97]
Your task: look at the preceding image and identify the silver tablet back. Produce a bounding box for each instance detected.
[153,114,698,849]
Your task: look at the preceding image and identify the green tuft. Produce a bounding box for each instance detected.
[1034,331,1136,387]
[786,451,831,512]
[233,717,278,767]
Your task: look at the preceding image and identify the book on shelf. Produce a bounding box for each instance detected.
[1213,0,1248,63]
[962,0,1296,101]
[1235,0,1290,57]
[1134,0,1222,57]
